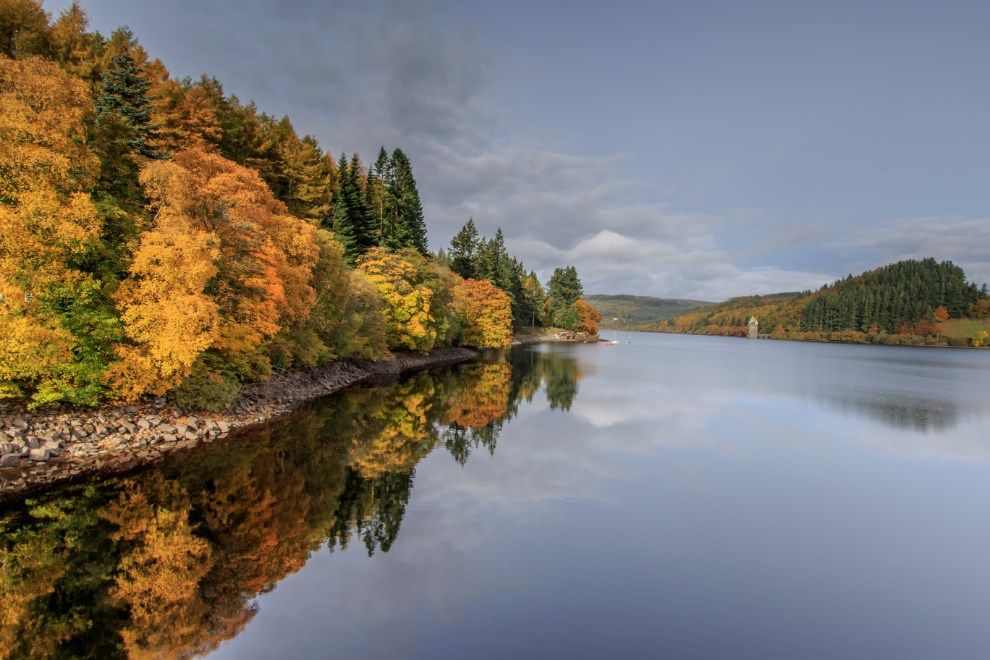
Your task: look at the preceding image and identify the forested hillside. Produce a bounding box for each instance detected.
[659,259,989,347]
[0,1,600,410]
[585,295,711,328]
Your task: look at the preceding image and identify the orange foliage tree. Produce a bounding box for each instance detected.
[106,147,320,399]
[454,278,513,348]
[575,299,603,335]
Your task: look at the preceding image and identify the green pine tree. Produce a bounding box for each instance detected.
[95,51,157,157]
[449,218,480,278]
[330,153,358,262]
[390,148,427,253]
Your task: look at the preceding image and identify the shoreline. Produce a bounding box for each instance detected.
[0,347,479,502]
[603,327,987,350]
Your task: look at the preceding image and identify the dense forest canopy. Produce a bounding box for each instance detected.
[658,259,990,346]
[0,0,600,410]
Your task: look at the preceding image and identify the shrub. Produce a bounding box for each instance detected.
[173,355,240,411]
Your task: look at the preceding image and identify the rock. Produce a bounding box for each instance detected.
[137,419,151,430]
[122,421,137,434]
[29,448,50,461]
[0,454,19,467]
[217,421,230,433]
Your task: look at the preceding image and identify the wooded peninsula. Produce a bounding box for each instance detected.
[0,2,602,412]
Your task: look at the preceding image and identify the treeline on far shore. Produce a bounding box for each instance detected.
[0,1,602,411]
[651,259,990,348]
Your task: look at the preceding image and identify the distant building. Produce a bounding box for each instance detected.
[747,316,759,339]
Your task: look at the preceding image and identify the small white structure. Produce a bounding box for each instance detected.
[747,316,759,339]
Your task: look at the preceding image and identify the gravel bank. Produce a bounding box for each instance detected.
[0,347,478,502]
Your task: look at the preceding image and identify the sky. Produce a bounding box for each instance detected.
[45,0,990,300]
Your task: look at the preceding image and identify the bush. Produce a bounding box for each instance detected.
[173,356,240,411]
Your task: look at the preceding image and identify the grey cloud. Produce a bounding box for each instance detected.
[509,230,834,300]
[70,0,883,299]
[831,217,990,287]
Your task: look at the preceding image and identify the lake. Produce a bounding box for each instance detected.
[3,332,990,659]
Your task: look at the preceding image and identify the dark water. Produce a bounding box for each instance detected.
[3,333,990,659]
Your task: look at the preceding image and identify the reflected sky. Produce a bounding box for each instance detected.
[211,334,990,659]
[4,334,990,659]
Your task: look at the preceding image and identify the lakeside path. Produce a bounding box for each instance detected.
[0,347,478,502]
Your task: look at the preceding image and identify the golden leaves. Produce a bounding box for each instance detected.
[107,147,321,399]
[454,278,513,348]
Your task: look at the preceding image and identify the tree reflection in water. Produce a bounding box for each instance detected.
[0,346,581,659]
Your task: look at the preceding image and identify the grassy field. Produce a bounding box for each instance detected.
[940,318,990,340]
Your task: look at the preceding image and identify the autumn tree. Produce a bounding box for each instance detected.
[106,147,320,399]
[270,230,389,369]
[149,75,223,156]
[455,279,513,348]
[356,248,438,352]
[0,55,118,406]
[575,299,603,335]
[0,0,49,59]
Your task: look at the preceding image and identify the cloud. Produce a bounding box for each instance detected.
[64,0,942,299]
[509,229,834,300]
[831,217,990,286]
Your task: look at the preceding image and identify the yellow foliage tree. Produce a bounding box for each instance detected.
[107,147,320,399]
[454,278,513,348]
[0,55,102,402]
[356,247,437,351]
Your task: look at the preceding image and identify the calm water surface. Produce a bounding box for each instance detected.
[3,333,990,659]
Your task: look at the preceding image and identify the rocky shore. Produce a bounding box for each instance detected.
[0,347,478,502]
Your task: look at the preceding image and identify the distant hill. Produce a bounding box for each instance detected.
[653,258,989,346]
[586,294,712,328]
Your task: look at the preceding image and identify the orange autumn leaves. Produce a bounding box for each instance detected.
[456,279,513,349]
[107,152,511,401]
[107,148,320,399]
[0,53,516,407]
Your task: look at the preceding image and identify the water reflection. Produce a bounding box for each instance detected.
[0,348,581,659]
